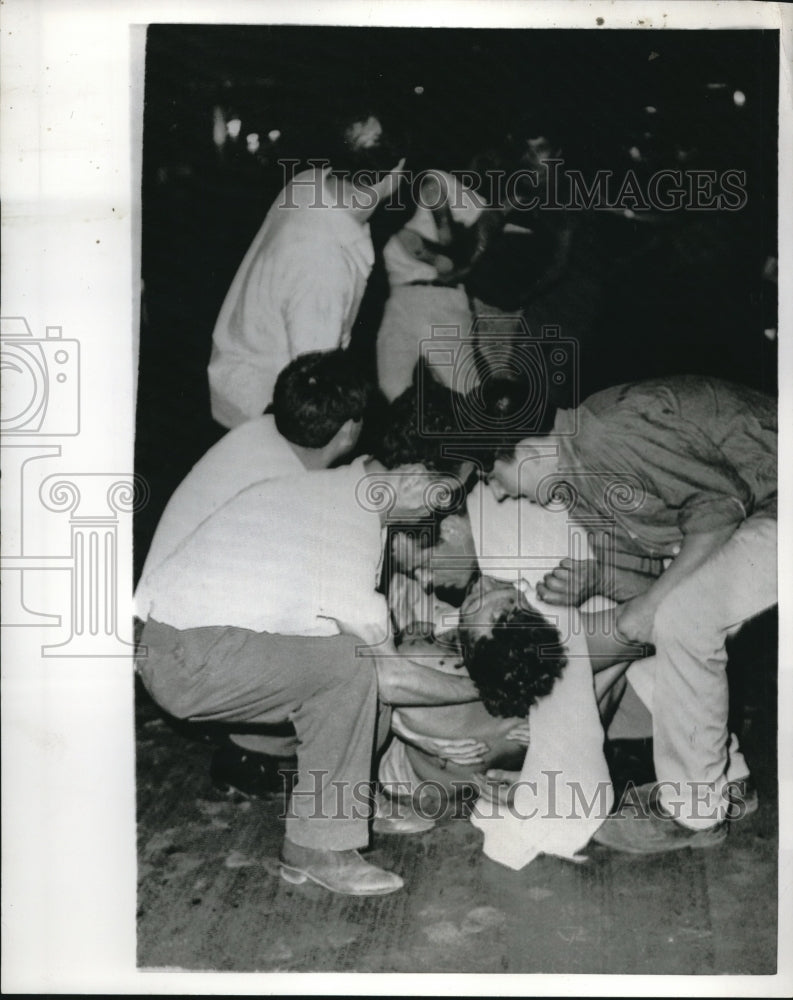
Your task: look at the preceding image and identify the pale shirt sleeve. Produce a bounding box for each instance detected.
[280,237,356,358]
[209,234,358,428]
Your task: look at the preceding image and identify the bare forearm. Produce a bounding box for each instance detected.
[375,656,479,706]
[580,608,655,671]
[614,524,738,643]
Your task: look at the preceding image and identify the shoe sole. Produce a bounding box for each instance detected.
[593,826,728,854]
[372,818,436,835]
[279,863,403,895]
[213,779,291,802]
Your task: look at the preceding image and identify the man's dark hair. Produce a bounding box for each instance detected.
[327,107,404,178]
[477,375,558,472]
[463,605,568,717]
[371,374,469,475]
[271,349,372,448]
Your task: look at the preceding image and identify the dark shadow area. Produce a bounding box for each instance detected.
[135,25,778,579]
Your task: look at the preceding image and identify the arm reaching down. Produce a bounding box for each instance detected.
[375,647,479,706]
[615,525,737,643]
[581,606,655,669]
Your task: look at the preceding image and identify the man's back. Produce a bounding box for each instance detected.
[208,167,374,427]
[137,415,302,596]
[137,458,388,640]
[554,375,777,556]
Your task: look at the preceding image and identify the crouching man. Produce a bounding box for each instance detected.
[486,375,777,852]
[135,456,479,896]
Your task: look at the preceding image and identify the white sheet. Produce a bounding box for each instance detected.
[466,484,613,867]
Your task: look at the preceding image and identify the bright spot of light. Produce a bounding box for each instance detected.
[226,118,242,139]
[628,145,642,162]
[246,133,260,154]
[268,129,281,142]
[733,90,746,107]
[212,106,226,148]
[706,82,727,91]
[414,85,424,95]
[644,105,657,114]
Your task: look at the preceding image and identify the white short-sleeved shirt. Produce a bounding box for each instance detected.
[136,416,303,613]
[137,458,389,642]
[208,167,374,428]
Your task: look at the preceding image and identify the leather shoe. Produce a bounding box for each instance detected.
[593,782,728,854]
[372,792,436,835]
[279,839,403,895]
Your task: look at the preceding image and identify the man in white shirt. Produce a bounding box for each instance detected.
[208,110,406,428]
[135,457,480,897]
[138,349,371,587]
[136,349,373,786]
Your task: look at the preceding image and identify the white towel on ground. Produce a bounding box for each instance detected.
[466,484,613,868]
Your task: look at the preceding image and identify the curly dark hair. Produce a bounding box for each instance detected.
[463,604,568,717]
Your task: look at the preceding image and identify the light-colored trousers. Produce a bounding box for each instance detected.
[137,620,379,850]
[635,515,776,829]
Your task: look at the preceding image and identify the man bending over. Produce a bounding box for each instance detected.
[486,375,776,852]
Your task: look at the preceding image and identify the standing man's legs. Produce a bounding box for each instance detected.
[643,516,775,829]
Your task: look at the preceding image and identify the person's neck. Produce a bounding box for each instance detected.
[288,441,333,470]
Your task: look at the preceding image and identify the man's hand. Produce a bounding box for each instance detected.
[505,721,531,747]
[615,593,658,645]
[391,709,489,766]
[537,558,601,606]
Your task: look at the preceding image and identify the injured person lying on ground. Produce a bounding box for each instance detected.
[379,478,759,867]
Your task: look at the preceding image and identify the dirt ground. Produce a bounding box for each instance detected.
[136,613,778,975]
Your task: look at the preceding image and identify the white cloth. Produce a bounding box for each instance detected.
[466,484,613,867]
[466,480,591,591]
[208,166,374,428]
[136,457,389,641]
[382,170,485,287]
[137,416,302,604]
[376,171,484,401]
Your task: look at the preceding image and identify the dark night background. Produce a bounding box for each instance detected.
[133,27,780,971]
[135,25,778,580]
